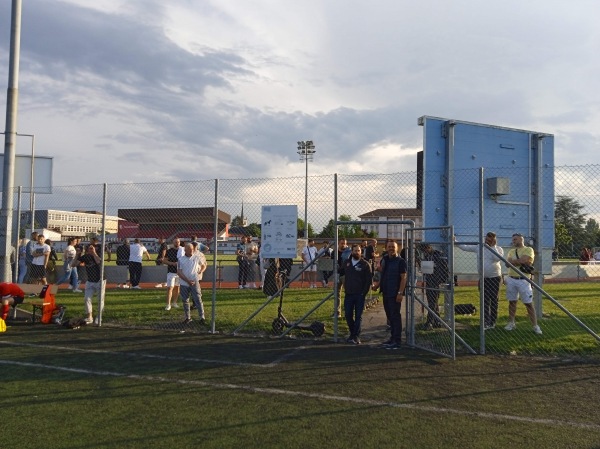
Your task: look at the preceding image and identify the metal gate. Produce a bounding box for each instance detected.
[406,225,476,359]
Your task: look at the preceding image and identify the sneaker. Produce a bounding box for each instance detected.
[122,284,130,289]
[504,321,516,331]
[116,284,121,288]
[353,337,361,345]
[172,303,180,308]
[93,317,99,325]
[484,323,496,330]
[385,343,400,350]
[67,285,73,290]
[84,317,93,324]
[182,318,193,325]
[533,325,543,335]
[238,285,244,289]
[165,305,171,311]
[73,289,83,293]
[322,280,326,287]
[380,339,394,347]
[155,283,163,288]
[132,286,141,289]
[199,318,207,325]
[346,336,355,344]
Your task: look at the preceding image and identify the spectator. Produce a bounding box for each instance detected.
[373,240,407,349]
[504,233,542,335]
[301,239,318,288]
[17,238,28,284]
[155,237,169,288]
[72,244,104,325]
[342,244,373,345]
[236,237,249,289]
[30,234,50,285]
[177,243,207,325]
[190,235,209,253]
[246,236,259,289]
[116,239,130,288]
[128,238,151,289]
[455,232,504,329]
[55,237,81,292]
[552,248,559,261]
[594,249,600,261]
[579,247,592,265]
[420,243,449,329]
[44,239,59,284]
[318,241,334,287]
[162,238,184,310]
[23,231,38,283]
[334,238,352,317]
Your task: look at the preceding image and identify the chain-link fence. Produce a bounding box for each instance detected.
[6,166,600,358]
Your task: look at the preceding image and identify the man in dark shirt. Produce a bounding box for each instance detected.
[73,244,103,324]
[115,239,130,288]
[373,240,407,349]
[342,244,373,345]
[162,238,183,310]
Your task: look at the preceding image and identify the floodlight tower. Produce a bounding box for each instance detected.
[297,140,316,239]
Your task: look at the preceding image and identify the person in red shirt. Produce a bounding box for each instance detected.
[1,283,25,320]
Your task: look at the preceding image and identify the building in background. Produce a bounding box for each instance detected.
[117,207,231,241]
[21,209,120,240]
[359,208,422,241]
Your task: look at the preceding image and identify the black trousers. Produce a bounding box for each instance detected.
[128,261,142,287]
[482,276,501,326]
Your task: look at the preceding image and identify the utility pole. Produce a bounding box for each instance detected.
[1,0,23,282]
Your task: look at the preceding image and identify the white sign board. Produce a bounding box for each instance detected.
[260,205,298,258]
[0,154,53,194]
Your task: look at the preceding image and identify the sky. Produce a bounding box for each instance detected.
[1,0,600,189]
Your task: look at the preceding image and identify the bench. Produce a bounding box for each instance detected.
[15,284,64,324]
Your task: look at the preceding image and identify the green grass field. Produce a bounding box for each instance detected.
[1,325,600,449]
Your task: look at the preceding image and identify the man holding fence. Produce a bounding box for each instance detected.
[504,233,542,335]
[455,232,503,329]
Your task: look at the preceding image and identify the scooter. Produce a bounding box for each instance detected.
[265,259,325,337]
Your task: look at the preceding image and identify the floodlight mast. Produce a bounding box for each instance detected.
[297,140,315,240]
[1,0,23,282]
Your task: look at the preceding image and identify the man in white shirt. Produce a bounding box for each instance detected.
[456,232,504,329]
[177,243,207,325]
[30,234,50,285]
[302,239,319,288]
[128,238,151,289]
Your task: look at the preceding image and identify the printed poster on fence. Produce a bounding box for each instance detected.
[260,205,298,259]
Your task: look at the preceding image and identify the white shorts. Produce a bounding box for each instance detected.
[505,276,533,304]
[304,264,317,272]
[166,272,180,287]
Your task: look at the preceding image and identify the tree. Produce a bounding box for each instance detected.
[296,218,314,238]
[246,222,261,237]
[316,214,363,238]
[554,196,587,257]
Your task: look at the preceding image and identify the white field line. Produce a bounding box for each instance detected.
[0,340,303,368]
[0,358,599,431]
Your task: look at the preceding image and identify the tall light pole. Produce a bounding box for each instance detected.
[297,140,315,239]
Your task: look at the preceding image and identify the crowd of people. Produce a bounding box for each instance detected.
[6,231,547,341]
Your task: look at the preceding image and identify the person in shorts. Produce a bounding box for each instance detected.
[162,238,184,310]
[504,233,542,335]
[0,283,25,321]
[301,239,318,288]
[73,244,104,324]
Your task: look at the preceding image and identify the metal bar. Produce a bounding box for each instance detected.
[486,245,600,342]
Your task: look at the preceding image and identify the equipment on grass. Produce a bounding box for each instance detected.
[454,303,477,315]
[264,258,325,337]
